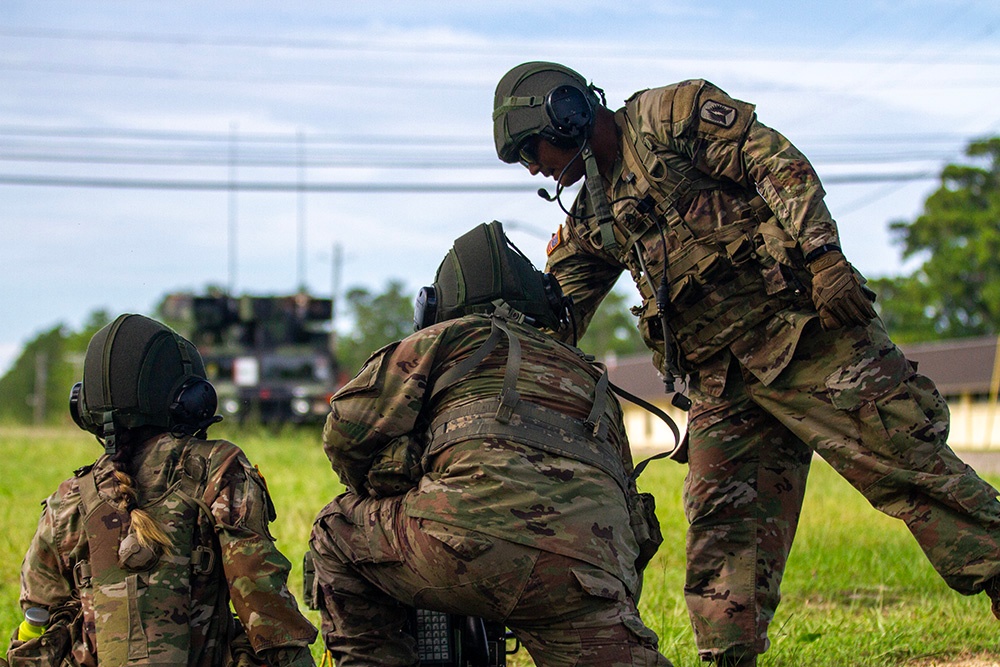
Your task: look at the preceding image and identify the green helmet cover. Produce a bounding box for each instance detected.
[78,313,210,434]
[492,61,599,163]
[429,221,566,330]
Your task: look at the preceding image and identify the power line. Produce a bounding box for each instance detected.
[0,172,938,192]
[0,153,961,172]
[0,124,482,145]
[1,124,981,171]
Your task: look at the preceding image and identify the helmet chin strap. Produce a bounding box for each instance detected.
[580,141,619,255]
[101,410,118,457]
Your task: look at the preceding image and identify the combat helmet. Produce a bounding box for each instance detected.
[492,61,604,164]
[413,221,569,332]
[69,313,219,454]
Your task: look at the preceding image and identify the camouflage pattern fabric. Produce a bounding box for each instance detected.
[310,492,672,667]
[684,318,1000,658]
[14,433,316,667]
[316,313,670,665]
[539,79,1000,661]
[544,80,837,388]
[322,314,643,592]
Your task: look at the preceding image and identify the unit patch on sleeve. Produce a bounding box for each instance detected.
[700,100,738,128]
[546,225,564,256]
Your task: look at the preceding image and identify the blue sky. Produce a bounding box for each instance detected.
[2,0,1000,375]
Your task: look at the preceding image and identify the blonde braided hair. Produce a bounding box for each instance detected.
[110,445,172,553]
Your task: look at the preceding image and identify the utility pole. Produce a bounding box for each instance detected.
[228,121,239,295]
[330,242,342,360]
[297,129,308,293]
[32,350,47,424]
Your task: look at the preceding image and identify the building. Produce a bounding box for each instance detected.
[606,335,1000,453]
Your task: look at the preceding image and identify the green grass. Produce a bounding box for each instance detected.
[1,426,998,666]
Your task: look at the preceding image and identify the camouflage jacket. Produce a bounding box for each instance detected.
[322,314,643,593]
[17,433,316,667]
[545,79,844,396]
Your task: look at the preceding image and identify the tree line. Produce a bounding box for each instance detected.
[2,137,998,424]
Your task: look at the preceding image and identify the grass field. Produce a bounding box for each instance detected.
[1,425,999,666]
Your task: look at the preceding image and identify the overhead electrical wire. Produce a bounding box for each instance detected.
[1,22,995,201]
[0,171,937,192]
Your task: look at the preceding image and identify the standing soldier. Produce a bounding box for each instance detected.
[309,221,672,666]
[492,61,1000,666]
[7,314,316,667]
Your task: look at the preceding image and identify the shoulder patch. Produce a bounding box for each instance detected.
[546,225,564,256]
[699,100,738,128]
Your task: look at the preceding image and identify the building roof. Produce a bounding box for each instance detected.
[902,335,1000,396]
[604,334,1000,401]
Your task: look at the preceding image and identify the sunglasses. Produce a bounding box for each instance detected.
[518,137,540,167]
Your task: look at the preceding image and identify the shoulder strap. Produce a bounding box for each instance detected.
[430,319,503,402]
[78,464,125,580]
[617,103,718,244]
[428,304,526,423]
[607,382,688,476]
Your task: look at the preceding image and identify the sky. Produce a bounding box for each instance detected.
[2,0,1000,376]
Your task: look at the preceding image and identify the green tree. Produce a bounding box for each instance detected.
[576,287,647,359]
[0,310,110,425]
[335,280,414,376]
[869,137,1000,342]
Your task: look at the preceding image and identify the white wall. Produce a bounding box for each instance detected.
[621,394,1000,454]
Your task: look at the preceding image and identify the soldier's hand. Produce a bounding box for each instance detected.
[808,250,876,330]
[261,645,315,667]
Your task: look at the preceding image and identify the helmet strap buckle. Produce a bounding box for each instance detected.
[101,410,117,456]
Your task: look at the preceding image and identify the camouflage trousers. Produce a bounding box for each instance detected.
[684,317,1000,661]
[309,491,672,667]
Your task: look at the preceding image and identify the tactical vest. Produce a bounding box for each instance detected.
[424,304,684,487]
[582,98,811,367]
[74,444,231,667]
[423,305,672,571]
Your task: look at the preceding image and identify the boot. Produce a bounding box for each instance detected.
[985,575,1000,620]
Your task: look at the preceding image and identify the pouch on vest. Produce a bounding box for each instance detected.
[629,491,663,572]
[6,620,73,667]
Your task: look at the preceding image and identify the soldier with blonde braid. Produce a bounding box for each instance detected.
[7,314,317,667]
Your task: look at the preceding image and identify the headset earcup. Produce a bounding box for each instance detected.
[169,377,218,427]
[69,381,90,431]
[544,84,594,141]
[413,285,439,331]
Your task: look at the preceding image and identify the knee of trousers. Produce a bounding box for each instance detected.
[311,493,405,567]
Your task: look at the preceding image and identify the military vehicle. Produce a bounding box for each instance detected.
[161,290,338,425]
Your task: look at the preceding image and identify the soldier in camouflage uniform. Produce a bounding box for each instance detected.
[492,61,1000,666]
[8,314,316,667]
[309,221,672,666]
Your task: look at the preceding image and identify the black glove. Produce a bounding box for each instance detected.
[261,646,315,667]
[808,250,877,330]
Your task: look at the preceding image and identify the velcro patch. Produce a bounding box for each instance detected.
[699,100,738,128]
[546,225,564,256]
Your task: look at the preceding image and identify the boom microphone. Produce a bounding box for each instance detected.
[537,188,556,202]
